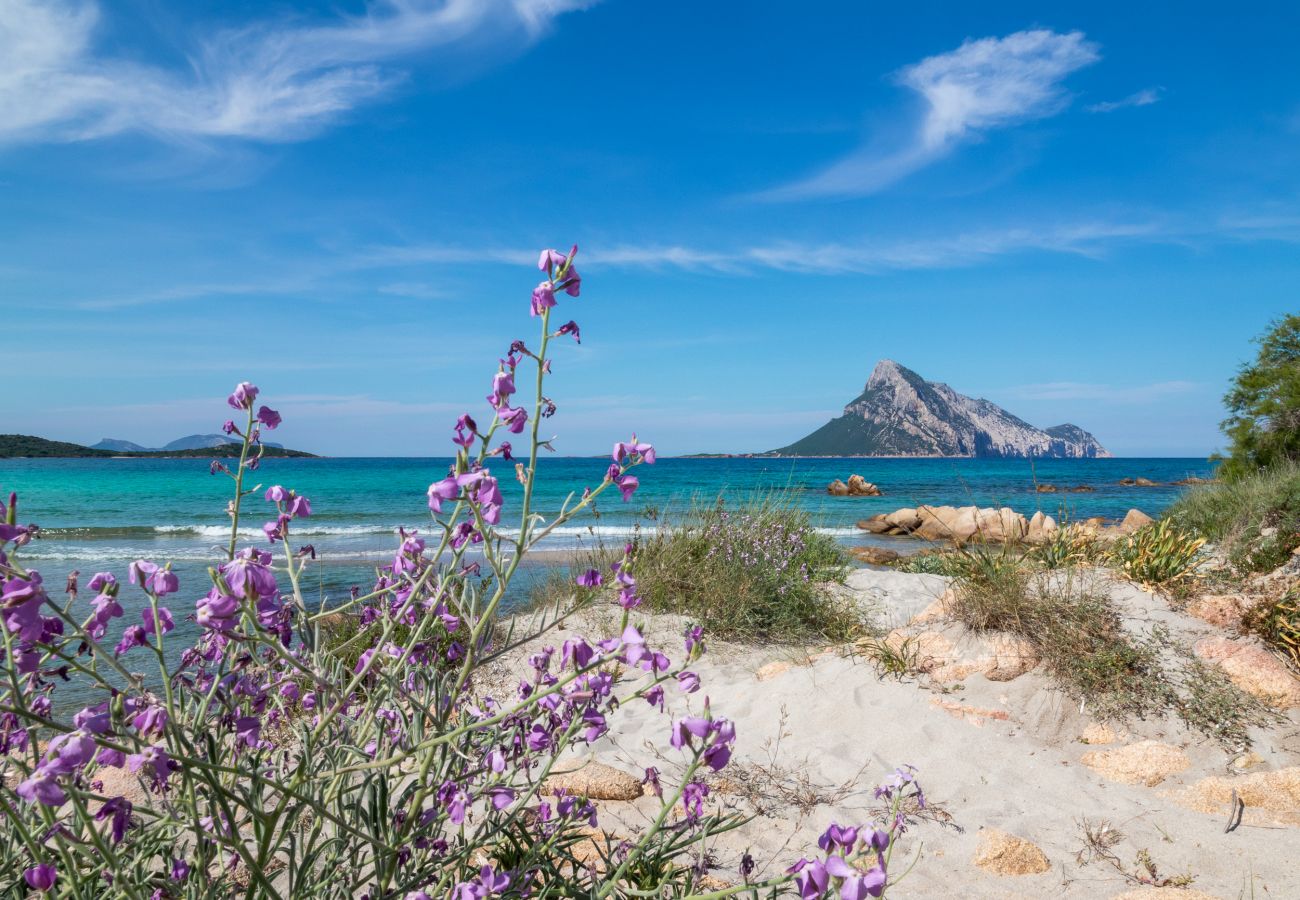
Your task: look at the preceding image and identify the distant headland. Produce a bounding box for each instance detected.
[0,434,317,459]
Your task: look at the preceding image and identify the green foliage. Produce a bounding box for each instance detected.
[633,494,858,642]
[1107,520,1206,591]
[893,550,969,576]
[1029,523,1101,570]
[1218,313,1300,479]
[1166,460,1300,573]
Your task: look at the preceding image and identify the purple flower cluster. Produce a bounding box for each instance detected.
[0,249,914,899]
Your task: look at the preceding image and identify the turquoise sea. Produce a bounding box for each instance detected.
[4,454,1215,582]
[2,455,1213,711]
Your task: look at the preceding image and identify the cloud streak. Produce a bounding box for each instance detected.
[0,0,594,145]
[760,29,1100,200]
[1087,87,1162,113]
[1002,380,1198,403]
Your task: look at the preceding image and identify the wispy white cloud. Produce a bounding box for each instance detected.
[0,0,595,145]
[377,281,447,300]
[48,205,1300,310]
[760,29,1100,200]
[1087,87,1162,113]
[1002,380,1198,403]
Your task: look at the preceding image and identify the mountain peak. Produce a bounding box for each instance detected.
[866,358,914,387]
[771,361,1110,458]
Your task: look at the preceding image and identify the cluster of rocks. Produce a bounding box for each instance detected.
[1034,484,1095,493]
[826,474,882,496]
[856,504,1155,545]
[1119,476,1218,487]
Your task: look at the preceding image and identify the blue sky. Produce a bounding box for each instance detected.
[4,0,1299,457]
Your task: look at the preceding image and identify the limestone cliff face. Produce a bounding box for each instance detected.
[771,360,1111,458]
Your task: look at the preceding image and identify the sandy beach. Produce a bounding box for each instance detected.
[496,566,1300,899]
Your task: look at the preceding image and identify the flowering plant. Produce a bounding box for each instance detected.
[0,247,918,897]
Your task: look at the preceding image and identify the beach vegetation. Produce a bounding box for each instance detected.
[1106,519,1205,592]
[1241,589,1300,669]
[0,248,919,899]
[1166,459,1300,573]
[1029,523,1101,570]
[948,563,1274,745]
[630,495,858,642]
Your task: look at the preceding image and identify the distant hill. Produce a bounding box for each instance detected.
[90,438,152,452]
[1,434,316,459]
[769,360,1111,458]
[92,434,284,451]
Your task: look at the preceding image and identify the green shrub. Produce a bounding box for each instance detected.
[632,494,856,642]
[1107,519,1206,591]
[1217,313,1300,479]
[1166,460,1300,573]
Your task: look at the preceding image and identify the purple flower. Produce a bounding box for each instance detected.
[23,863,56,892]
[613,436,656,465]
[265,485,289,502]
[789,859,829,900]
[556,320,581,343]
[676,671,700,693]
[115,625,147,656]
[256,406,281,429]
[497,405,528,434]
[221,549,277,600]
[682,781,709,821]
[130,702,168,737]
[86,572,116,591]
[141,606,174,636]
[453,414,478,449]
[827,857,886,899]
[616,475,639,502]
[95,796,133,844]
[222,419,238,435]
[151,569,178,597]
[16,772,66,806]
[486,786,515,810]
[170,859,190,882]
[818,823,859,854]
[530,281,556,316]
[127,559,156,587]
[575,569,602,588]
[227,381,259,410]
[488,371,516,408]
[127,744,176,791]
[427,477,459,514]
[538,248,568,271]
[289,495,312,518]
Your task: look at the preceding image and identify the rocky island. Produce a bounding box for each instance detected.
[771,360,1110,458]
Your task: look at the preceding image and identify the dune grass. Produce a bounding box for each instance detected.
[629,494,856,642]
[1166,459,1300,573]
[526,494,858,642]
[946,548,1276,745]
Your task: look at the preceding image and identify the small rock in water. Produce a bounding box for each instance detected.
[848,546,900,565]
